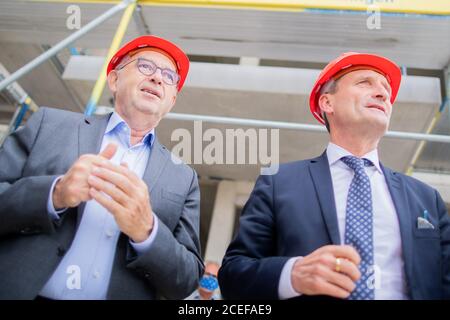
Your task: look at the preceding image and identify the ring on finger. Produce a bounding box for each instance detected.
[335,258,342,273]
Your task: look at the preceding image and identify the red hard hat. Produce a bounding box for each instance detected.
[309,52,401,125]
[107,35,189,91]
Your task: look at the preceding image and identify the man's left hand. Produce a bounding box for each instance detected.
[87,160,154,243]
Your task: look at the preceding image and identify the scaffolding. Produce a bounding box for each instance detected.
[0,63,39,144]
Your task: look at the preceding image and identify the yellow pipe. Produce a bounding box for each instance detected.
[85,0,137,115]
[31,0,450,15]
[24,96,39,112]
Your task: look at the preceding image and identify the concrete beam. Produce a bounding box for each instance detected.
[63,56,442,105]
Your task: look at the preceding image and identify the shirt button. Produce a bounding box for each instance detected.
[93,271,100,279]
[106,230,114,238]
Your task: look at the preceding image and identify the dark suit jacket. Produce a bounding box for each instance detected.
[0,107,203,300]
[219,152,450,300]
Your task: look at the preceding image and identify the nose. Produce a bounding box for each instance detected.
[148,68,163,86]
[373,82,389,102]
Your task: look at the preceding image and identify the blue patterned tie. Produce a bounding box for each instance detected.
[341,156,375,300]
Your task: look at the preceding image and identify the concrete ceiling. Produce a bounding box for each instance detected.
[0,1,449,69]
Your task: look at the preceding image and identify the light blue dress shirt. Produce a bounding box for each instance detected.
[40,112,159,300]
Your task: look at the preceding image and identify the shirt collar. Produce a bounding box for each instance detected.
[326,142,382,173]
[105,112,155,147]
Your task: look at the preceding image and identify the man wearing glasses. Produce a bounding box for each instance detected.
[0,36,203,300]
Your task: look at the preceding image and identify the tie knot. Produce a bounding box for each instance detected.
[341,156,373,172]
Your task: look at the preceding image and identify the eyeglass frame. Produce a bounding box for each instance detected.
[115,57,180,86]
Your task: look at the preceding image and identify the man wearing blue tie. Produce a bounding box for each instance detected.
[219,52,450,300]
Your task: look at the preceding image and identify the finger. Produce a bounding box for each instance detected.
[314,264,356,293]
[91,166,135,195]
[87,175,129,206]
[121,162,129,168]
[97,159,140,185]
[335,258,361,282]
[306,253,361,282]
[313,279,351,299]
[298,261,356,294]
[89,187,124,215]
[99,143,118,160]
[75,154,106,170]
[317,245,361,266]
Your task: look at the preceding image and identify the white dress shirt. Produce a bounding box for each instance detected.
[279,143,408,300]
[41,112,158,300]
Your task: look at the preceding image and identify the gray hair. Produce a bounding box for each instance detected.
[115,54,133,71]
[319,78,338,96]
[318,79,340,133]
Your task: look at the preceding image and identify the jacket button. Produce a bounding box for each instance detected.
[144,273,151,279]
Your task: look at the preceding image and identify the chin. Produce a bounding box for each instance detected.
[136,103,160,115]
[370,120,389,135]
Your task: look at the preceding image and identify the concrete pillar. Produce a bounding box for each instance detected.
[204,180,254,264]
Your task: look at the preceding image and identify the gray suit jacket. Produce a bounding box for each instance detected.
[0,107,203,300]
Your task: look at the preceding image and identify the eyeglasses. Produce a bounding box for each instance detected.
[116,57,180,86]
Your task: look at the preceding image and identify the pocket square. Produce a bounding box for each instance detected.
[417,217,435,229]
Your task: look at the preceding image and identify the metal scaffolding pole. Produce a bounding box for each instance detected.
[12,103,29,131]
[40,0,450,15]
[84,0,137,115]
[405,65,450,175]
[0,0,132,93]
[165,112,450,144]
[0,63,39,112]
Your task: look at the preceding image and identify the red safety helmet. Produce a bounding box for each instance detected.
[309,52,401,125]
[107,35,189,91]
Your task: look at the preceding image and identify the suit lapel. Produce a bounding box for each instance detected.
[76,112,111,222]
[308,151,341,245]
[142,137,169,193]
[381,164,414,292]
[78,113,111,156]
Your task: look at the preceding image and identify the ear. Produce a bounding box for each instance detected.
[171,93,177,106]
[318,93,334,115]
[107,71,118,94]
[167,92,177,111]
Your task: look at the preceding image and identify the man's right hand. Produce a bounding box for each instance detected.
[52,143,118,209]
[291,245,361,299]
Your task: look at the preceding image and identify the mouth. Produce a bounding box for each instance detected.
[366,104,386,114]
[140,87,161,99]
